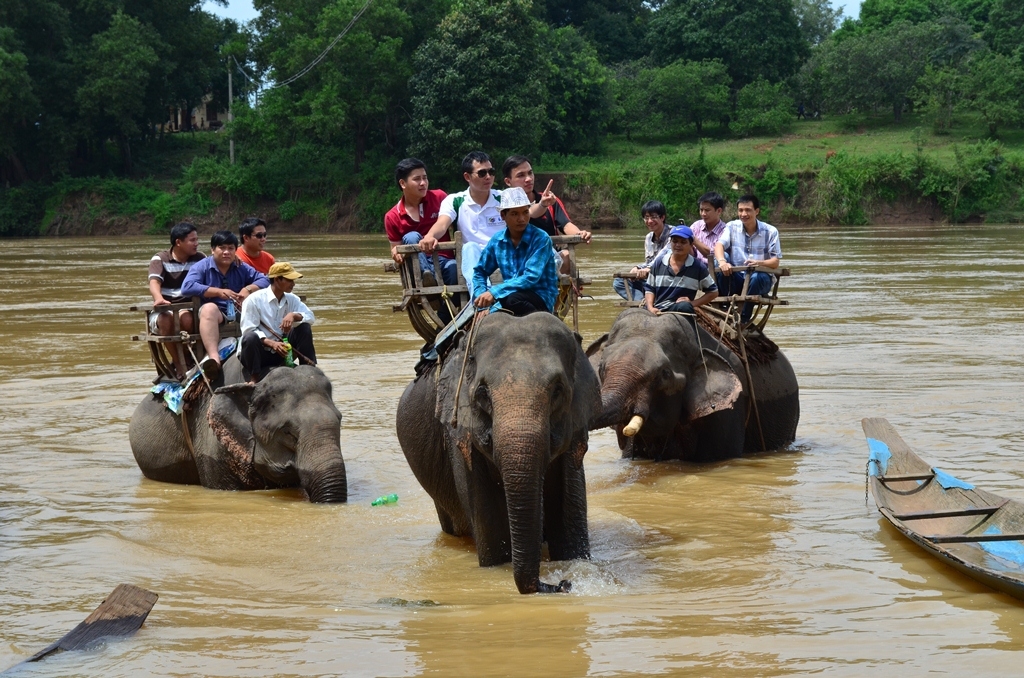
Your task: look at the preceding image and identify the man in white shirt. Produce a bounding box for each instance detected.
[418,150,505,296]
[239,262,317,383]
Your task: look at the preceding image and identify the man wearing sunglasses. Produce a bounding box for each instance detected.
[236,217,275,275]
[419,151,505,296]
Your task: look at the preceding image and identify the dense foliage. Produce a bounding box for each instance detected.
[4,0,1024,233]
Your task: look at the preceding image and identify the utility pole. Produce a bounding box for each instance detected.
[228,64,235,165]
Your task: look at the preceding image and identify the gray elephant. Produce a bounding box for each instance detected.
[397,311,602,594]
[588,308,798,462]
[129,356,347,503]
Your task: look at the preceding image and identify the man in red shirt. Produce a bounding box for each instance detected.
[384,158,458,286]
[236,217,275,274]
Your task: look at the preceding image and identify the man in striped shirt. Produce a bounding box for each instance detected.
[643,226,718,326]
[148,221,206,379]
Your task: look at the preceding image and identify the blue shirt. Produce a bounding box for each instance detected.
[718,219,782,266]
[643,251,717,309]
[473,225,560,313]
[181,256,269,314]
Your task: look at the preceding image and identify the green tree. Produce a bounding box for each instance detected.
[733,78,794,136]
[985,0,1024,55]
[0,28,38,183]
[541,0,649,63]
[408,0,546,171]
[646,0,808,88]
[543,27,612,154]
[75,12,161,173]
[651,60,731,134]
[962,51,1024,136]
[914,65,966,132]
[809,21,946,121]
[609,61,656,141]
[793,0,843,45]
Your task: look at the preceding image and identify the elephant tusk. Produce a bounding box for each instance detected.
[623,415,644,437]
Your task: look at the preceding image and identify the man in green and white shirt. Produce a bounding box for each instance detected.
[419,150,505,295]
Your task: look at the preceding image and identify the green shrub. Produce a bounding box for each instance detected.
[733,78,794,137]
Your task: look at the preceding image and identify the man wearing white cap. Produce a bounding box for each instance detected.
[239,262,317,382]
[472,187,560,317]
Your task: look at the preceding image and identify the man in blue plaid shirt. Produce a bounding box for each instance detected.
[713,194,782,322]
[472,187,559,317]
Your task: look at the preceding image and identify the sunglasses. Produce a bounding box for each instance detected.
[252,232,268,239]
[471,168,496,178]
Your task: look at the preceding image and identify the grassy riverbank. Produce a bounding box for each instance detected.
[4,114,1024,237]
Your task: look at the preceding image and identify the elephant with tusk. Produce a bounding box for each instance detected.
[587,308,798,462]
[397,311,602,594]
[129,356,347,503]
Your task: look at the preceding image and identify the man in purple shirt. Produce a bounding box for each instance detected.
[181,230,269,376]
[689,191,727,267]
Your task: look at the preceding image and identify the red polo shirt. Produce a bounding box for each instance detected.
[384,189,453,259]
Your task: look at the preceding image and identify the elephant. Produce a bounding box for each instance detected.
[397,311,602,594]
[129,355,347,503]
[588,308,798,462]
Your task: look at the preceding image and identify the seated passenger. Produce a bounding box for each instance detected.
[472,187,559,317]
[713,194,782,323]
[384,158,457,286]
[502,155,591,274]
[689,191,727,267]
[612,200,672,302]
[235,218,275,274]
[181,230,270,377]
[239,262,316,383]
[643,226,718,326]
[419,151,505,296]
[148,221,206,378]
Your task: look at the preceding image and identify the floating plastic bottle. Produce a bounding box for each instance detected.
[225,299,236,322]
[283,337,295,367]
[371,493,399,506]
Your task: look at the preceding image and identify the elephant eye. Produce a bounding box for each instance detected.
[474,384,491,415]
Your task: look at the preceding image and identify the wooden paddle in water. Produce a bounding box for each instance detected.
[6,584,158,670]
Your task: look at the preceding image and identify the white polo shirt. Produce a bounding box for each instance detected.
[439,189,505,247]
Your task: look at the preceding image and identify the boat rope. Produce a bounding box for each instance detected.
[450,312,481,428]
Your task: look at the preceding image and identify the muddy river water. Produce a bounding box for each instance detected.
[1,224,1023,676]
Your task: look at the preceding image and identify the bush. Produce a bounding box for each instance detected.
[733,78,794,137]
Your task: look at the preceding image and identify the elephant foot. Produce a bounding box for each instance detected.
[536,579,572,594]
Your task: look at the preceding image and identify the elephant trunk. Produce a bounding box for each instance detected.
[492,393,568,595]
[297,427,347,503]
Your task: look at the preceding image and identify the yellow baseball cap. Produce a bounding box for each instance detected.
[268,262,303,279]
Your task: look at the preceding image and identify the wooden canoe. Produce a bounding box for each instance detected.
[863,417,1024,600]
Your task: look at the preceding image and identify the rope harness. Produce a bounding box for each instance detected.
[450,312,481,428]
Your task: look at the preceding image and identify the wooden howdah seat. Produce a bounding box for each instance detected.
[385,232,591,342]
[130,297,242,382]
[612,263,791,337]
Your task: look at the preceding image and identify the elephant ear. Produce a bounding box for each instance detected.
[208,383,266,488]
[584,333,608,359]
[684,350,743,421]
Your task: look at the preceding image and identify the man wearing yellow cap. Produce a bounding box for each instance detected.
[239,262,317,382]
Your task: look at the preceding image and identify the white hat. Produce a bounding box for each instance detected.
[500,187,531,211]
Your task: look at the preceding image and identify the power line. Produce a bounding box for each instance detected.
[269,0,374,89]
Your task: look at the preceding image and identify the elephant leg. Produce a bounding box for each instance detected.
[543,455,590,562]
[464,450,512,567]
[434,498,471,537]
